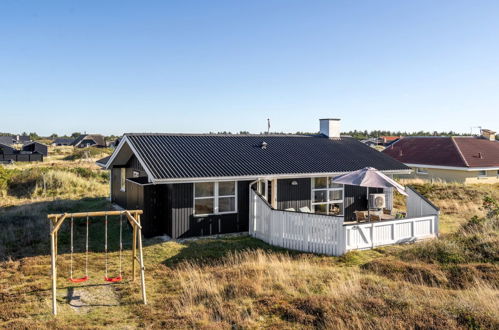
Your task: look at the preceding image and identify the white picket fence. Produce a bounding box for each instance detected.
[249,190,345,256]
[344,215,437,251]
[249,187,439,256]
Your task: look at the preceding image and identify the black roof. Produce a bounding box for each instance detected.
[53,137,75,144]
[118,134,409,181]
[72,134,106,147]
[96,156,111,167]
[0,136,15,146]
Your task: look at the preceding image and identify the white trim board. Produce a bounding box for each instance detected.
[151,169,412,184]
[406,163,499,172]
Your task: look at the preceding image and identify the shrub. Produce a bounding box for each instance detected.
[400,196,499,264]
[63,147,112,161]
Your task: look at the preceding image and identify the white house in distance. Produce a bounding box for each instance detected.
[383,129,499,184]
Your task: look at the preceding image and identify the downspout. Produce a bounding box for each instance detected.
[249,180,259,235]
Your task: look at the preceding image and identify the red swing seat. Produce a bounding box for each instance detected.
[104,276,122,283]
[69,275,89,283]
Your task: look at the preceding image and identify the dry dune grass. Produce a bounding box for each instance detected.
[0,162,498,328]
[162,249,498,329]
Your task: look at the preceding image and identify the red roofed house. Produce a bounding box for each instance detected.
[380,136,401,146]
[382,129,499,183]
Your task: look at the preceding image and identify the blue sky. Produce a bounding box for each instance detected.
[1,1,498,136]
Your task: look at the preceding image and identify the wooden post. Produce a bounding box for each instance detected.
[50,227,57,315]
[137,214,147,305]
[271,178,278,209]
[132,224,137,282]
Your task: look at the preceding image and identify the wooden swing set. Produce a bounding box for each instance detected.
[48,210,147,316]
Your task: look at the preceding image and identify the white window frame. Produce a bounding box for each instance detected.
[311,177,344,216]
[193,181,238,216]
[120,168,126,192]
[416,167,428,175]
[477,170,487,178]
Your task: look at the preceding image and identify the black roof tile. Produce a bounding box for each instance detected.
[121,134,409,181]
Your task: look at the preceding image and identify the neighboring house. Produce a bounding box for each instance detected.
[382,130,499,183]
[101,118,439,256]
[72,134,107,148]
[380,136,401,146]
[0,143,15,154]
[360,137,381,147]
[0,135,31,146]
[16,135,31,144]
[22,141,48,156]
[0,136,16,146]
[52,138,75,146]
[107,138,121,149]
[0,142,43,162]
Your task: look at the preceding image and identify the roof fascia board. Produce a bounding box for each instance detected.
[150,169,412,184]
[405,163,499,171]
[104,136,156,182]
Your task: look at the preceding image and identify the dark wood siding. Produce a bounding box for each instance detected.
[344,185,383,221]
[22,143,48,156]
[111,167,127,207]
[167,181,251,239]
[276,178,311,211]
[129,155,147,176]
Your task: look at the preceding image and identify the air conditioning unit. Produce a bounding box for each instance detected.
[369,193,386,209]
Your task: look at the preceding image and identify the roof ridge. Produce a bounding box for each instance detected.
[451,137,470,167]
[124,133,324,138]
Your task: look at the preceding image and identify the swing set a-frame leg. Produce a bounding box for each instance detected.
[137,214,147,305]
[132,225,137,282]
[51,229,57,315]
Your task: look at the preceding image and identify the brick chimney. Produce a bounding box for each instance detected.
[481,129,496,141]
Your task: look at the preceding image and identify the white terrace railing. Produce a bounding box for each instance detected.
[344,186,439,251]
[249,189,345,256]
[249,186,439,256]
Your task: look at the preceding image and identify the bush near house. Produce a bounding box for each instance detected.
[63,146,112,161]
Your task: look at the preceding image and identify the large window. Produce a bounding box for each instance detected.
[194,181,237,216]
[311,177,344,215]
[120,168,126,191]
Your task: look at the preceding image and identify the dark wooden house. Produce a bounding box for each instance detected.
[52,138,75,146]
[102,119,411,239]
[22,142,48,156]
[72,134,107,148]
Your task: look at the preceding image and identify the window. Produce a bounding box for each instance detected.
[194,181,237,216]
[132,171,140,178]
[120,168,126,191]
[311,177,344,215]
[478,170,487,178]
[416,168,428,175]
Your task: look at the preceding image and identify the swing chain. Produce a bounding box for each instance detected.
[104,214,108,278]
[85,214,89,277]
[119,213,123,276]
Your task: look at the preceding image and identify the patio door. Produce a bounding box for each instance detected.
[257,179,276,207]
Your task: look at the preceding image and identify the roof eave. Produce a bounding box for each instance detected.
[149,169,412,184]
